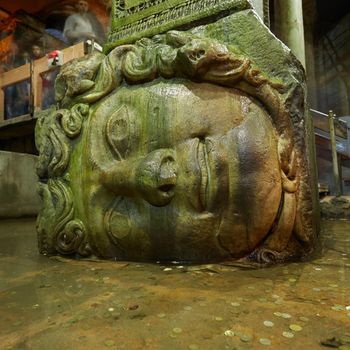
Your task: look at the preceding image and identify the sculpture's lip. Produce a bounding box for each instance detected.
[196,137,227,212]
[197,139,210,210]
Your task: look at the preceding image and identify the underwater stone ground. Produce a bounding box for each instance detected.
[0,218,349,350]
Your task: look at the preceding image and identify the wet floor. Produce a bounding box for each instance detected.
[0,218,349,350]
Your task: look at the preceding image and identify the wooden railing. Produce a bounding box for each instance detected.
[0,42,85,122]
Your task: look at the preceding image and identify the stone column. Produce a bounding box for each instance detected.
[303,0,318,107]
[251,0,270,27]
[251,0,264,22]
[274,0,306,67]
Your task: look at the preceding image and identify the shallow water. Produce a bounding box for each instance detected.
[0,218,349,350]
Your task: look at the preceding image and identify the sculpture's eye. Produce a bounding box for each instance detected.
[104,197,132,244]
[106,105,130,160]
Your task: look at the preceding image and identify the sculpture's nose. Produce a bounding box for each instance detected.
[101,149,177,206]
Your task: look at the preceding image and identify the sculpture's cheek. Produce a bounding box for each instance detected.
[217,112,283,257]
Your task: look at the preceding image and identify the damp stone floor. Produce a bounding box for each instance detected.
[0,218,349,350]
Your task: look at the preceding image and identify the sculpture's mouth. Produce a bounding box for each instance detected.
[196,137,227,213]
[197,139,210,210]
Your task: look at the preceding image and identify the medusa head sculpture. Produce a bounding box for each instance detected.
[35,30,318,264]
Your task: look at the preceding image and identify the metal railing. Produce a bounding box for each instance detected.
[311,108,350,196]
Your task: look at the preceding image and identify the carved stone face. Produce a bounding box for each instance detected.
[73,80,282,262]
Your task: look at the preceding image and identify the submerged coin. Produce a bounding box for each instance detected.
[274,312,282,317]
[239,334,252,342]
[224,330,235,337]
[289,324,302,332]
[282,332,294,338]
[281,313,292,319]
[259,338,271,345]
[263,321,274,327]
